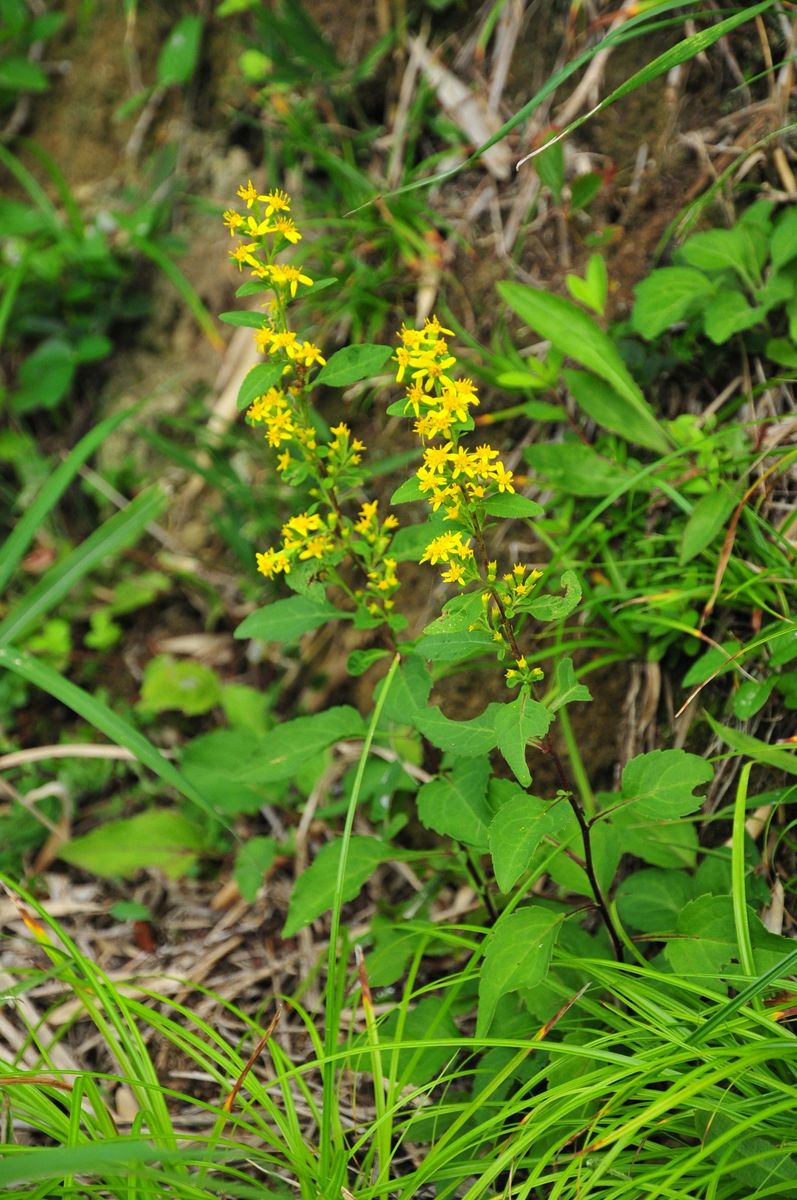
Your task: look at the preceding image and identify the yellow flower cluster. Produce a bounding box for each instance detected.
[394,317,517,586]
[225,183,401,622]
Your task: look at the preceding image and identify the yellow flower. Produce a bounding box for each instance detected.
[267,263,313,297]
[223,209,244,236]
[290,340,326,367]
[442,562,466,585]
[262,188,291,217]
[269,216,302,244]
[230,243,258,271]
[237,179,262,208]
[420,531,473,565]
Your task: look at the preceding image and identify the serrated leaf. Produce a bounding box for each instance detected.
[679,486,739,564]
[235,592,340,643]
[483,493,544,519]
[607,808,697,869]
[495,694,551,786]
[181,730,267,814]
[237,361,285,410]
[60,810,202,879]
[235,706,365,783]
[234,836,279,902]
[416,757,492,848]
[527,569,581,621]
[631,267,715,339]
[489,792,571,892]
[416,704,501,756]
[499,282,669,453]
[314,343,392,387]
[615,868,693,933]
[679,226,766,279]
[477,908,562,1036]
[377,655,432,723]
[414,628,495,663]
[283,835,390,937]
[621,749,713,818]
[549,657,592,713]
[703,291,764,344]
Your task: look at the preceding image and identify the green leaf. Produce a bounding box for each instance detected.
[547,816,622,898]
[414,627,495,663]
[702,291,764,343]
[495,693,552,786]
[0,486,166,646]
[679,486,738,564]
[631,266,715,339]
[679,226,766,280]
[477,907,562,1036]
[347,648,389,677]
[771,207,797,271]
[704,714,797,777]
[181,730,268,814]
[235,706,365,783]
[371,997,459,1086]
[731,677,776,721]
[219,311,267,329]
[416,704,502,757]
[615,868,693,934]
[665,895,791,982]
[0,57,49,92]
[621,749,713,818]
[0,647,219,820]
[549,657,592,713]
[234,836,278,902]
[608,807,697,870]
[235,592,341,643]
[681,641,741,688]
[416,757,492,848]
[12,339,75,413]
[524,442,630,497]
[137,655,221,717]
[0,406,135,595]
[390,476,424,504]
[564,369,667,452]
[237,361,286,411]
[283,835,391,937]
[314,343,392,387]
[489,791,571,892]
[60,809,203,879]
[499,282,669,453]
[483,493,544,519]
[157,14,204,86]
[0,1141,181,1188]
[565,253,607,315]
[527,569,581,621]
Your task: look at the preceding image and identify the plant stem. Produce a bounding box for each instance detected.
[542,733,624,962]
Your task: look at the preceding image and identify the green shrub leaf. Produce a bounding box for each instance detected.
[235,592,341,643]
[283,835,391,937]
[416,704,502,756]
[234,836,279,902]
[314,343,392,386]
[631,266,715,339]
[489,790,571,892]
[495,694,551,786]
[60,810,203,879]
[417,756,492,848]
[477,908,562,1036]
[679,486,739,564]
[235,706,365,782]
[621,749,713,818]
[236,361,286,410]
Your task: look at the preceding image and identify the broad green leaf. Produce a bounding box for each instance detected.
[607,807,697,869]
[137,655,221,717]
[702,291,764,344]
[283,835,391,937]
[565,253,607,315]
[235,592,340,643]
[631,266,715,339]
[499,282,669,453]
[483,493,544,519]
[771,207,797,271]
[377,654,431,723]
[564,369,667,452]
[60,809,203,879]
[731,677,776,721]
[477,907,562,1036]
[705,714,797,777]
[235,706,365,782]
[679,225,767,280]
[665,895,791,981]
[234,836,278,901]
[621,749,713,819]
[421,590,484,635]
[549,657,592,713]
[527,569,581,621]
[495,693,552,786]
[12,338,75,413]
[489,791,571,892]
[181,730,269,814]
[0,406,135,594]
[236,361,285,411]
[615,868,693,933]
[679,485,738,564]
[391,476,424,504]
[681,641,742,688]
[524,442,630,497]
[366,915,429,988]
[416,757,492,847]
[0,57,49,92]
[547,815,622,898]
[414,628,495,663]
[390,517,447,562]
[157,14,204,86]
[314,343,392,387]
[766,337,797,368]
[416,703,502,757]
[0,486,166,645]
